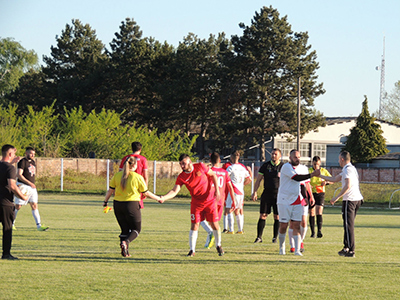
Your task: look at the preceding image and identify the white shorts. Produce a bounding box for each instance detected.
[277,203,303,223]
[14,184,38,205]
[225,193,244,209]
[302,205,309,216]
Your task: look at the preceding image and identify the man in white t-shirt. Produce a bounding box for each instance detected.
[319,150,363,258]
[277,149,319,255]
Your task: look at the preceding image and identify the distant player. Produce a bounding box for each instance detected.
[13,147,49,231]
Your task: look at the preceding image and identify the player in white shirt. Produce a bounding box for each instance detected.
[277,150,319,256]
[226,151,252,234]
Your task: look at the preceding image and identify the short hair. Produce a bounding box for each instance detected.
[2,144,15,156]
[289,149,299,156]
[131,142,142,153]
[272,148,281,155]
[26,147,35,152]
[179,154,190,162]
[231,150,240,158]
[210,152,220,165]
[340,150,351,161]
[312,156,321,162]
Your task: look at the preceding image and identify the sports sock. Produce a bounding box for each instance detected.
[317,215,323,233]
[200,220,213,234]
[257,219,266,238]
[293,234,301,254]
[32,209,41,228]
[279,232,286,249]
[288,228,294,248]
[223,214,228,230]
[300,225,307,242]
[127,230,139,243]
[273,219,279,239]
[213,229,221,247]
[228,213,234,232]
[309,215,315,235]
[189,230,198,252]
[236,214,241,232]
[13,209,19,226]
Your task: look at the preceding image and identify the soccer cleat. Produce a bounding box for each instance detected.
[227,231,235,234]
[272,238,277,243]
[294,252,303,256]
[300,242,304,253]
[204,233,215,249]
[338,248,349,256]
[254,237,263,243]
[216,246,225,256]
[310,233,315,238]
[317,232,323,238]
[1,254,18,260]
[279,248,286,255]
[186,250,195,257]
[236,231,244,234]
[37,226,49,231]
[344,251,355,258]
[12,225,16,230]
[120,241,130,257]
[222,229,228,233]
[290,247,295,253]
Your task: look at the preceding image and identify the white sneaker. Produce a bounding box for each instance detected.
[279,248,286,255]
[294,252,303,256]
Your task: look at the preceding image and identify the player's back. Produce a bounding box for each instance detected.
[227,163,250,193]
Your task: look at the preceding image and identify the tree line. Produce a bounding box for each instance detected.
[1,6,327,160]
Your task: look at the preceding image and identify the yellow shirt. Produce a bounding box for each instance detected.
[110,171,147,201]
[308,167,331,194]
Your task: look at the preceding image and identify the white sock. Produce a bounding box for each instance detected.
[189,230,198,252]
[228,213,234,232]
[279,232,286,253]
[288,228,294,248]
[13,209,19,226]
[32,209,41,228]
[223,214,228,230]
[240,214,244,231]
[300,225,307,242]
[294,234,301,254]
[213,229,221,247]
[200,220,213,234]
[235,214,241,232]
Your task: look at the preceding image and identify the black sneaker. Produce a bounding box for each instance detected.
[254,237,263,243]
[1,254,18,260]
[186,250,195,257]
[272,238,277,243]
[345,251,355,258]
[310,233,315,238]
[317,232,323,238]
[338,248,349,256]
[216,246,225,256]
[222,229,228,233]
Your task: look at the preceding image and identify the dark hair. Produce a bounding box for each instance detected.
[231,150,240,157]
[26,147,35,152]
[340,150,351,161]
[210,152,220,165]
[121,156,137,190]
[312,156,321,162]
[131,142,142,153]
[2,144,15,156]
[272,148,281,155]
[179,154,190,162]
[290,149,299,156]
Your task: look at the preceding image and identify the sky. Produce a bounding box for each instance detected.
[1,0,399,117]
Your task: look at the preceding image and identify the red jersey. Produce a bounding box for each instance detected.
[222,162,232,170]
[211,166,231,205]
[175,163,215,204]
[119,153,148,176]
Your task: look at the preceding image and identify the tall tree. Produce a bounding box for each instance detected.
[217,6,325,160]
[0,38,38,100]
[344,96,388,163]
[379,80,400,124]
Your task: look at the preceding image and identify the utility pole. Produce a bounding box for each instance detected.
[377,36,385,119]
[297,77,301,151]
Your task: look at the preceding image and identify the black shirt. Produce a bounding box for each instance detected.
[258,161,282,192]
[0,161,17,206]
[17,157,36,184]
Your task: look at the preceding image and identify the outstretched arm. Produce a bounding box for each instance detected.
[159,184,181,203]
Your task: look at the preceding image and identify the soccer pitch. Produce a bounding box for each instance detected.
[1,194,399,300]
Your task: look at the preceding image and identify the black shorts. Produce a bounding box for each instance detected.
[311,193,325,207]
[260,191,278,215]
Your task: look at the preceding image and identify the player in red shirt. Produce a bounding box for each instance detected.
[159,154,224,257]
[119,142,148,208]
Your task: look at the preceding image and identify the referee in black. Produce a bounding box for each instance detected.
[252,148,282,243]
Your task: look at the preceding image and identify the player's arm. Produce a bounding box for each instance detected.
[142,169,149,186]
[207,168,221,202]
[320,173,341,183]
[292,169,320,182]
[227,181,236,204]
[305,181,315,206]
[17,168,36,189]
[143,190,162,202]
[330,177,350,205]
[251,173,263,201]
[9,178,28,201]
[160,184,181,202]
[103,187,115,207]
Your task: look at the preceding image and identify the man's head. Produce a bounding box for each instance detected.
[312,156,321,170]
[210,152,221,166]
[339,151,351,167]
[231,150,240,164]
[1,144,17,162]
[289,149,300,167]
[271,148,282,164]
[179,154,193,172]
[131,142,142,153]
[25,147,35,160]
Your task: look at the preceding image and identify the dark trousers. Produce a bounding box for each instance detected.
[341,200,362,252]
[0,205,15,256]
[113,200,141,244]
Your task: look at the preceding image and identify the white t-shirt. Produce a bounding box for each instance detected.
[226,163,250,195]
[341,163,363,201]
[277,162,302,205]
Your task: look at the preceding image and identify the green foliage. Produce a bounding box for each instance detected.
[0,103,24,152]
[380,80,400,124]
[344,96,389,163]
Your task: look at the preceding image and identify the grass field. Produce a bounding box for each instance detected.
[1,194,399,300]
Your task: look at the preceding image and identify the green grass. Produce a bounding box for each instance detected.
[1,193,400,299]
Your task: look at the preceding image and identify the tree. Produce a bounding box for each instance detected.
[379,80,400,124]
[344,96,389,163]
[215,6,325,160]
[0,38,38,99]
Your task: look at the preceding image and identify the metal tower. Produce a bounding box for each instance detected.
[378,37,385,119]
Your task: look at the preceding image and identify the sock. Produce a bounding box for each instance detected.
[228,213,234,232]
[213,229,221,247]
[127,230,139,243]
[240,214,244,231]
[300,225,307,242]
[223,214,228,230]
[317,215,323,233]
[200,220,213,234]
[288,228,294,248]
[279,232,286,249]
[273,219,280,239]
[189,230,198,252]
[236,214,241,232]
[309,215,315,235]
[13,209,19,226]
[32,209,41,228]
[257,219,266,238]
[293,234,301,254]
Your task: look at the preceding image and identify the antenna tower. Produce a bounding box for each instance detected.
[378,37,385,119]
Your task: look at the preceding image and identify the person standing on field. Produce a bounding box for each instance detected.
[0,144,28,260]
[13,147,49,231]
[252,148,282,244]
[319,150,363,258]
